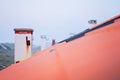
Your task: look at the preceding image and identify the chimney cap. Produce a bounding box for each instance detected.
[14,28,33,32]
[88,20,97,24]
[14,28,33,34]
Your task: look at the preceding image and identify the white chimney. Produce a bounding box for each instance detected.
[14,28,33,63]
[40,35,47,50]
[88,20,97,29]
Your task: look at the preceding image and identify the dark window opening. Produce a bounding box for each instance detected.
[26,36,30,46]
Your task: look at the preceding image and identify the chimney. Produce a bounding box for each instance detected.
[52,39,56,46]
[14,28,33,63]
[88,20,97,29]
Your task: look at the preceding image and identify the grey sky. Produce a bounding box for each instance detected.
[0,0,120,45]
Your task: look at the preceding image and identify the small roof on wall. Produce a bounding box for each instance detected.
[14,28,33,34]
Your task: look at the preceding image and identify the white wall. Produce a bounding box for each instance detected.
[14,34,32,63]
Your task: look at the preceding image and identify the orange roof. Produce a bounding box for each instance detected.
[0,14,120,80]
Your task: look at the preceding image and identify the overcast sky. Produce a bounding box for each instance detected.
[0,0,120,45]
